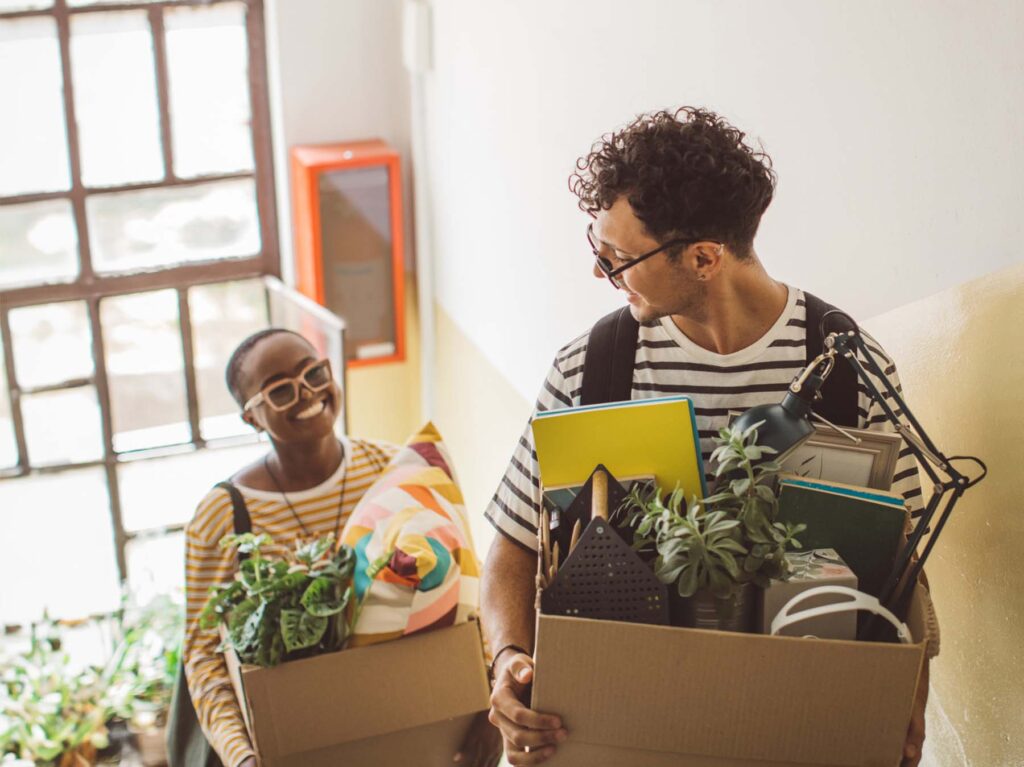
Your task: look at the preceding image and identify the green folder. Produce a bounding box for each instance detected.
[776,474,908,599]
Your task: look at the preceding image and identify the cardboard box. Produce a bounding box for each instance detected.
[224,620,489,766]
[532,584,938,767]
[760,549,859,639]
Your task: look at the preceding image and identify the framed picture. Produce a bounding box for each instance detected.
[778,424,903,490]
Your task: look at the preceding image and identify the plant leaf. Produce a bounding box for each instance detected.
[279,609,328,653]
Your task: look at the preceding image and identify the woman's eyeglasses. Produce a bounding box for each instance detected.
[244,359,333,412]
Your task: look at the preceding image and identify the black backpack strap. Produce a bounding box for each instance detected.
[215,480,252,562]
[803,291,859,428]
[166,481,251,767]
[580,306,640,406]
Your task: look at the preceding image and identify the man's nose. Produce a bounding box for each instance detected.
[592,261,605,279]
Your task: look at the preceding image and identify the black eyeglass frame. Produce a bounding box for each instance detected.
[586,222,722,289]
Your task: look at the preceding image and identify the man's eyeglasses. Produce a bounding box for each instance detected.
[587,222,720,289]
[244,359,333,412]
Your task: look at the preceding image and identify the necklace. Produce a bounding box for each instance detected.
[263,441,348,542]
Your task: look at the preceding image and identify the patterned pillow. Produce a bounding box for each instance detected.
[339,422,480,646]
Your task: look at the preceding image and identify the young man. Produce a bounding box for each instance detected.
[481,107,928,766]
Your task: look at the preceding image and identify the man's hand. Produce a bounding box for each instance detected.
[488,652,567,765]
[454,710,503,766]
[901,661,929,766]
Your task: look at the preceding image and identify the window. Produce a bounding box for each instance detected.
[0,0,280,626]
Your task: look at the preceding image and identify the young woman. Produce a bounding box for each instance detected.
[181,327,500,767]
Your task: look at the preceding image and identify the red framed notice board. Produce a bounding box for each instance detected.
[291,140,405,366]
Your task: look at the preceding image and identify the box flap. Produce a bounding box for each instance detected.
[533,587,932,766]
[239,620,489,759]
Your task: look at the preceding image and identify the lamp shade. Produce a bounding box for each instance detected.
[732,383,820,461]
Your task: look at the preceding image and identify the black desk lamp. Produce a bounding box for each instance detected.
[732,310,987,639]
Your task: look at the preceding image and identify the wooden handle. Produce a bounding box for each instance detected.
[592,469,608,521]
[569,519,582,554]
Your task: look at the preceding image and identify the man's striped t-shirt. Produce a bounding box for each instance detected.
[183,436,398,767]
[485,286,924,552]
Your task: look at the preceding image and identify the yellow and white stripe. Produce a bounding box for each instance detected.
[183,436,398,767]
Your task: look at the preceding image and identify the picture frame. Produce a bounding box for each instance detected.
[777,423,903,490]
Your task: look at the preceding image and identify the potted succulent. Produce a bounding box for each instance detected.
[617,421,806,632]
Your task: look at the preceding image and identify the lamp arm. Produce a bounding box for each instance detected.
[820,332,969,634]
[829,332,962,484]
[784,317,985,636]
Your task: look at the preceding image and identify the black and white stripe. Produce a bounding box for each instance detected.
[485,288,924,551]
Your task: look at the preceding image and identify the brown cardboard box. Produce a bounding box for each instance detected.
[532,584,938,767]
[224,620,490,766]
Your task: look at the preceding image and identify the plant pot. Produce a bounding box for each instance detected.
[669,583,757,633]
[132,725,169,767]
[57,743,98,767]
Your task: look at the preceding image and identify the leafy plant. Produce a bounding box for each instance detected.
[199,534,356,667]
[0,595,185,766]
[617,421,806,605]
[0,619,113,766]
[105,595,184,730]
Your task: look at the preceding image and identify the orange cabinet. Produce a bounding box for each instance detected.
[291,140,405,366]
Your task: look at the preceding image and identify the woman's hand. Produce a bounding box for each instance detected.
[238,758,257,767]
[454,709,503,766]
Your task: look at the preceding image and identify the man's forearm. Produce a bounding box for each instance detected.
[481,533,539,657]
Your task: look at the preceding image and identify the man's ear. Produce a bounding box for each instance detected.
[692,242,726,280]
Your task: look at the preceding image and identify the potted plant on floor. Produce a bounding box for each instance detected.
[617,422,806,631]
[107,595,183,766]
[0,619,115,767]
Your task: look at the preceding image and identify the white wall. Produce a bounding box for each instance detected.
[264,0,412,282]
[423,0,1024,403]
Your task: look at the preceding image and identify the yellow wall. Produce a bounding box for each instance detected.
[864,262,1024,766]
[344,273,422,445]
[432,303,533,553]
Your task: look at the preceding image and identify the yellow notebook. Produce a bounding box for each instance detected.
[531,396,706,500]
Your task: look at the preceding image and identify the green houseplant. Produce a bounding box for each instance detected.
[105,595,183,766]
[0,620,115,767]
[617,421,806,630]
[200,534,357,667]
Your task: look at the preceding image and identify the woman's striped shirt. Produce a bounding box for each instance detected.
[485,287,924,551]
[183,436,398,767]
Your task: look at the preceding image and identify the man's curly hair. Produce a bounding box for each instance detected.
[569,107,776,258]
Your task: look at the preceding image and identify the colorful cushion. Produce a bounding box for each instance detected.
[339,422,480,646]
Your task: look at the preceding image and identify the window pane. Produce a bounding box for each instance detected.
[189,279,267,440]
[68,0,161,5]
[0,0,52,11]
[166,3,253,178]
[70,11,163,187]
[119,441,267,532]
[0,16,71,196]
[87,178,261,273]
[8,301,93,389]
[0,468,120,625]
[126,531,185,607]
[0,200,79,288]
[0,336,16,469]
[102,290,189,452]
[22,387,104,465]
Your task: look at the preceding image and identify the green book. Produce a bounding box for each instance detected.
[776,474,908,599]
